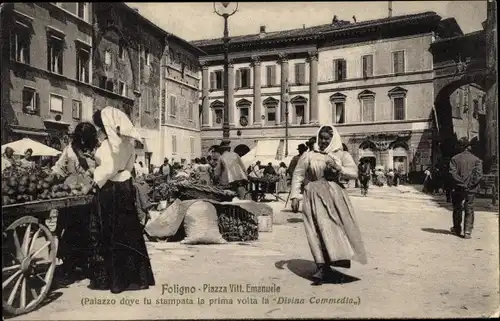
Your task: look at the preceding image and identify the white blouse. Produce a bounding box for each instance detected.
[52,145,91,177]
[93,139,136,188]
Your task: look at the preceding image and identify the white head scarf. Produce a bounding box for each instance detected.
[99,106,142,154]
[314,125,343,153]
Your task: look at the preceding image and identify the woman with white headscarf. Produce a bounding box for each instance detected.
[85,106,155,294]
[290,125,367,286]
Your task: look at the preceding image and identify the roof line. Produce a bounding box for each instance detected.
[121,3,205,55]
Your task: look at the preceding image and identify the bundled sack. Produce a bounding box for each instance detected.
[181,200,227,245]
[144,199,185,238]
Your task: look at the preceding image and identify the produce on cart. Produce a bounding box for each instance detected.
[2,166,93,316]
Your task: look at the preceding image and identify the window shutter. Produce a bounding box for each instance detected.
[210,72,216,89]
[266,66,271,86]
[246,69,251,87]
[333,60,338,81]
[294,64,298,84]
[393,52,398,74]
[35,93,40,115]
[362,97,375,122]
[271,65,276,86]
[398,52,405,73]
[300,63,306,84]
[341,60,347,80]
[235,69,241,88]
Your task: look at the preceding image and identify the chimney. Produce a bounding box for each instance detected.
[388,1,393,17]
[352,15,357,23]
[303,24,305,29]
[259,25,266,36]
[332,15,338,24]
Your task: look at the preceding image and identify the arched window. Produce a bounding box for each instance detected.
[358,90,375,122]
[330,93,346,124]
[290,95,308,125]
[236,99,251,126]
[388,87,407,121]
[210,100,224,126]
[263,97,279,126]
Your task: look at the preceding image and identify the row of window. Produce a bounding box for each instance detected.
[11,22,91,83]
[207,51,406,90]
[53,3,90,22]
[163,95,196,122]
[209,91,407,127]
[22,87,82,119]
[171,135,196,156]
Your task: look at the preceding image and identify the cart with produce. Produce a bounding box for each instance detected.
[2,167,93,316]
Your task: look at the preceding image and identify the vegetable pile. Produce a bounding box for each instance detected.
[2,167,89,205]
[214,204,259,242]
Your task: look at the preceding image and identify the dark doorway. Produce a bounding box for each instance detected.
[234,144,251,157]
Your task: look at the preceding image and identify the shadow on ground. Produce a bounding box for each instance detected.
[287,218,304,223]
[274,259,360,284]
[421,227,454,235]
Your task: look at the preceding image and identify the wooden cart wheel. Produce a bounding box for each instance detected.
[2,216,57,316]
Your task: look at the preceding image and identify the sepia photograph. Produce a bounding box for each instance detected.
[0,1,498,319]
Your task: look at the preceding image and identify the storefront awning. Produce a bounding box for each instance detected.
[255,140,280,160]
[10,128,48,136]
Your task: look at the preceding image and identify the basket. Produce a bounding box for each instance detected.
[212,203,259,242]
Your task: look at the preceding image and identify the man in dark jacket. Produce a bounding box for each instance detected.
[288,144,308,177]
[449,137,483,239]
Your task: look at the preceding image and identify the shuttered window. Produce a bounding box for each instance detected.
[392,51,405,74]
[161,88,167,125]
[454,89,463,118]
[235,69,241,88]
[210,70,224,89]
[22,88,39,115]
[294,63,306,85]
[190,137,195,156]
[362,55,373,77]
[169,95,177,117]
[334,102,345,124]
[361,96,375,122]
[266,65,276,86]
[333,59,347,81]
[172,135,177,154]
[188,101,194,121]
[393,97,405,120]
[72,100,82,120]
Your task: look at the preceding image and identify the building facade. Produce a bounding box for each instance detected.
[449,84,485,142]
[1,2,202,167]
[1,2,96,149]
[162,36,203,165]
[193,12,462,172]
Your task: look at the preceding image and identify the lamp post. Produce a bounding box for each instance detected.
[214,2,238,147]
[283,78,290,157]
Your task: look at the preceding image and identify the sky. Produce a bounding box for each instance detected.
[127,1,488,42]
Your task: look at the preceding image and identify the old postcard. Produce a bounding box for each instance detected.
[1,1,498,320]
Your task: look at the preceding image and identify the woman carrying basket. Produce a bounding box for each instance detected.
[84,107,155,294]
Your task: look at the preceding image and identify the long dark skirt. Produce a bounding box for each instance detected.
[55,207,90,275]
[88,179,155,293]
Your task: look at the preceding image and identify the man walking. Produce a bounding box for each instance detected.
[449,137,483,239]
[288,144,308,177]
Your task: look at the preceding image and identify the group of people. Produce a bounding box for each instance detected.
[2,147,36,171]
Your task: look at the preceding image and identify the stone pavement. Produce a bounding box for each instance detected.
[8,186,499,320]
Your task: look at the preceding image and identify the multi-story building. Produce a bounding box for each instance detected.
[192,12,462,172]
[1,2,202,167]
[1,3,96,149]
[449,84,485,142]
[90,3,203,167]
[162,34,204,164]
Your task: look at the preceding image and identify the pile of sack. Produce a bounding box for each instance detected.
[144,199,271,244]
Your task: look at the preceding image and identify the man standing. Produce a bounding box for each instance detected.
[213,145,248,199]
[159,158,171,181]
[288,144,308,177]
[449,137,483,239]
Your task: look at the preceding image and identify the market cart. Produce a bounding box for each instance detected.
[2,195,93,316]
